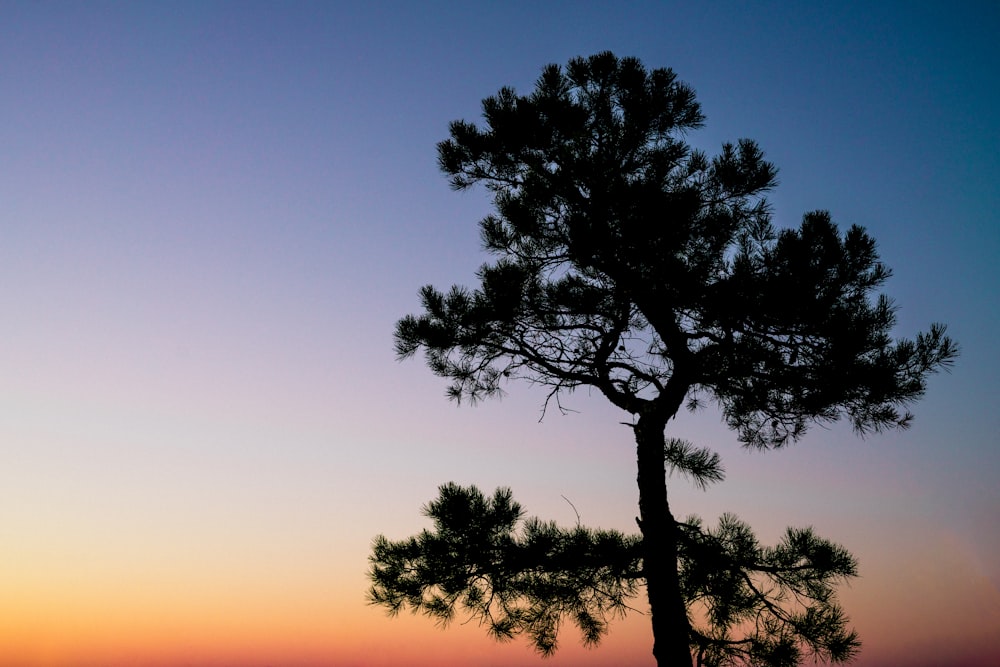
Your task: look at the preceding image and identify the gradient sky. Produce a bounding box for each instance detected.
[1,2,998,666]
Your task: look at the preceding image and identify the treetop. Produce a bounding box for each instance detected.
[396,51,957,448]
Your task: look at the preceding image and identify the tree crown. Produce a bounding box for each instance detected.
[396,51,956,448]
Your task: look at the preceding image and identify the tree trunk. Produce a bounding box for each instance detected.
[636,411,692,667]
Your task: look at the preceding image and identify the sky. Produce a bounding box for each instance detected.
[0,1,997,666]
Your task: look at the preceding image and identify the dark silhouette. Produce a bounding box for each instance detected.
[369,53,957,666]
[371,482,859,666]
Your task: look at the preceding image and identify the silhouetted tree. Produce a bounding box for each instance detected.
[370,480,860,666]
[370,52,956,666]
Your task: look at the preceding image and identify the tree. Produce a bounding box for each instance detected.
[369,52,956,666]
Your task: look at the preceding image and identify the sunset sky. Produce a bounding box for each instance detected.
[1,2,998,666]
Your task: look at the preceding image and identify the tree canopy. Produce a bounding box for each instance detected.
[373,52,956,666]
[370,481,861,665]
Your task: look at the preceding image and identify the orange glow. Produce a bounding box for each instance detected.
[0,576,657,667]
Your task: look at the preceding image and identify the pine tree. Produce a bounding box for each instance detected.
[370,52,956,666]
